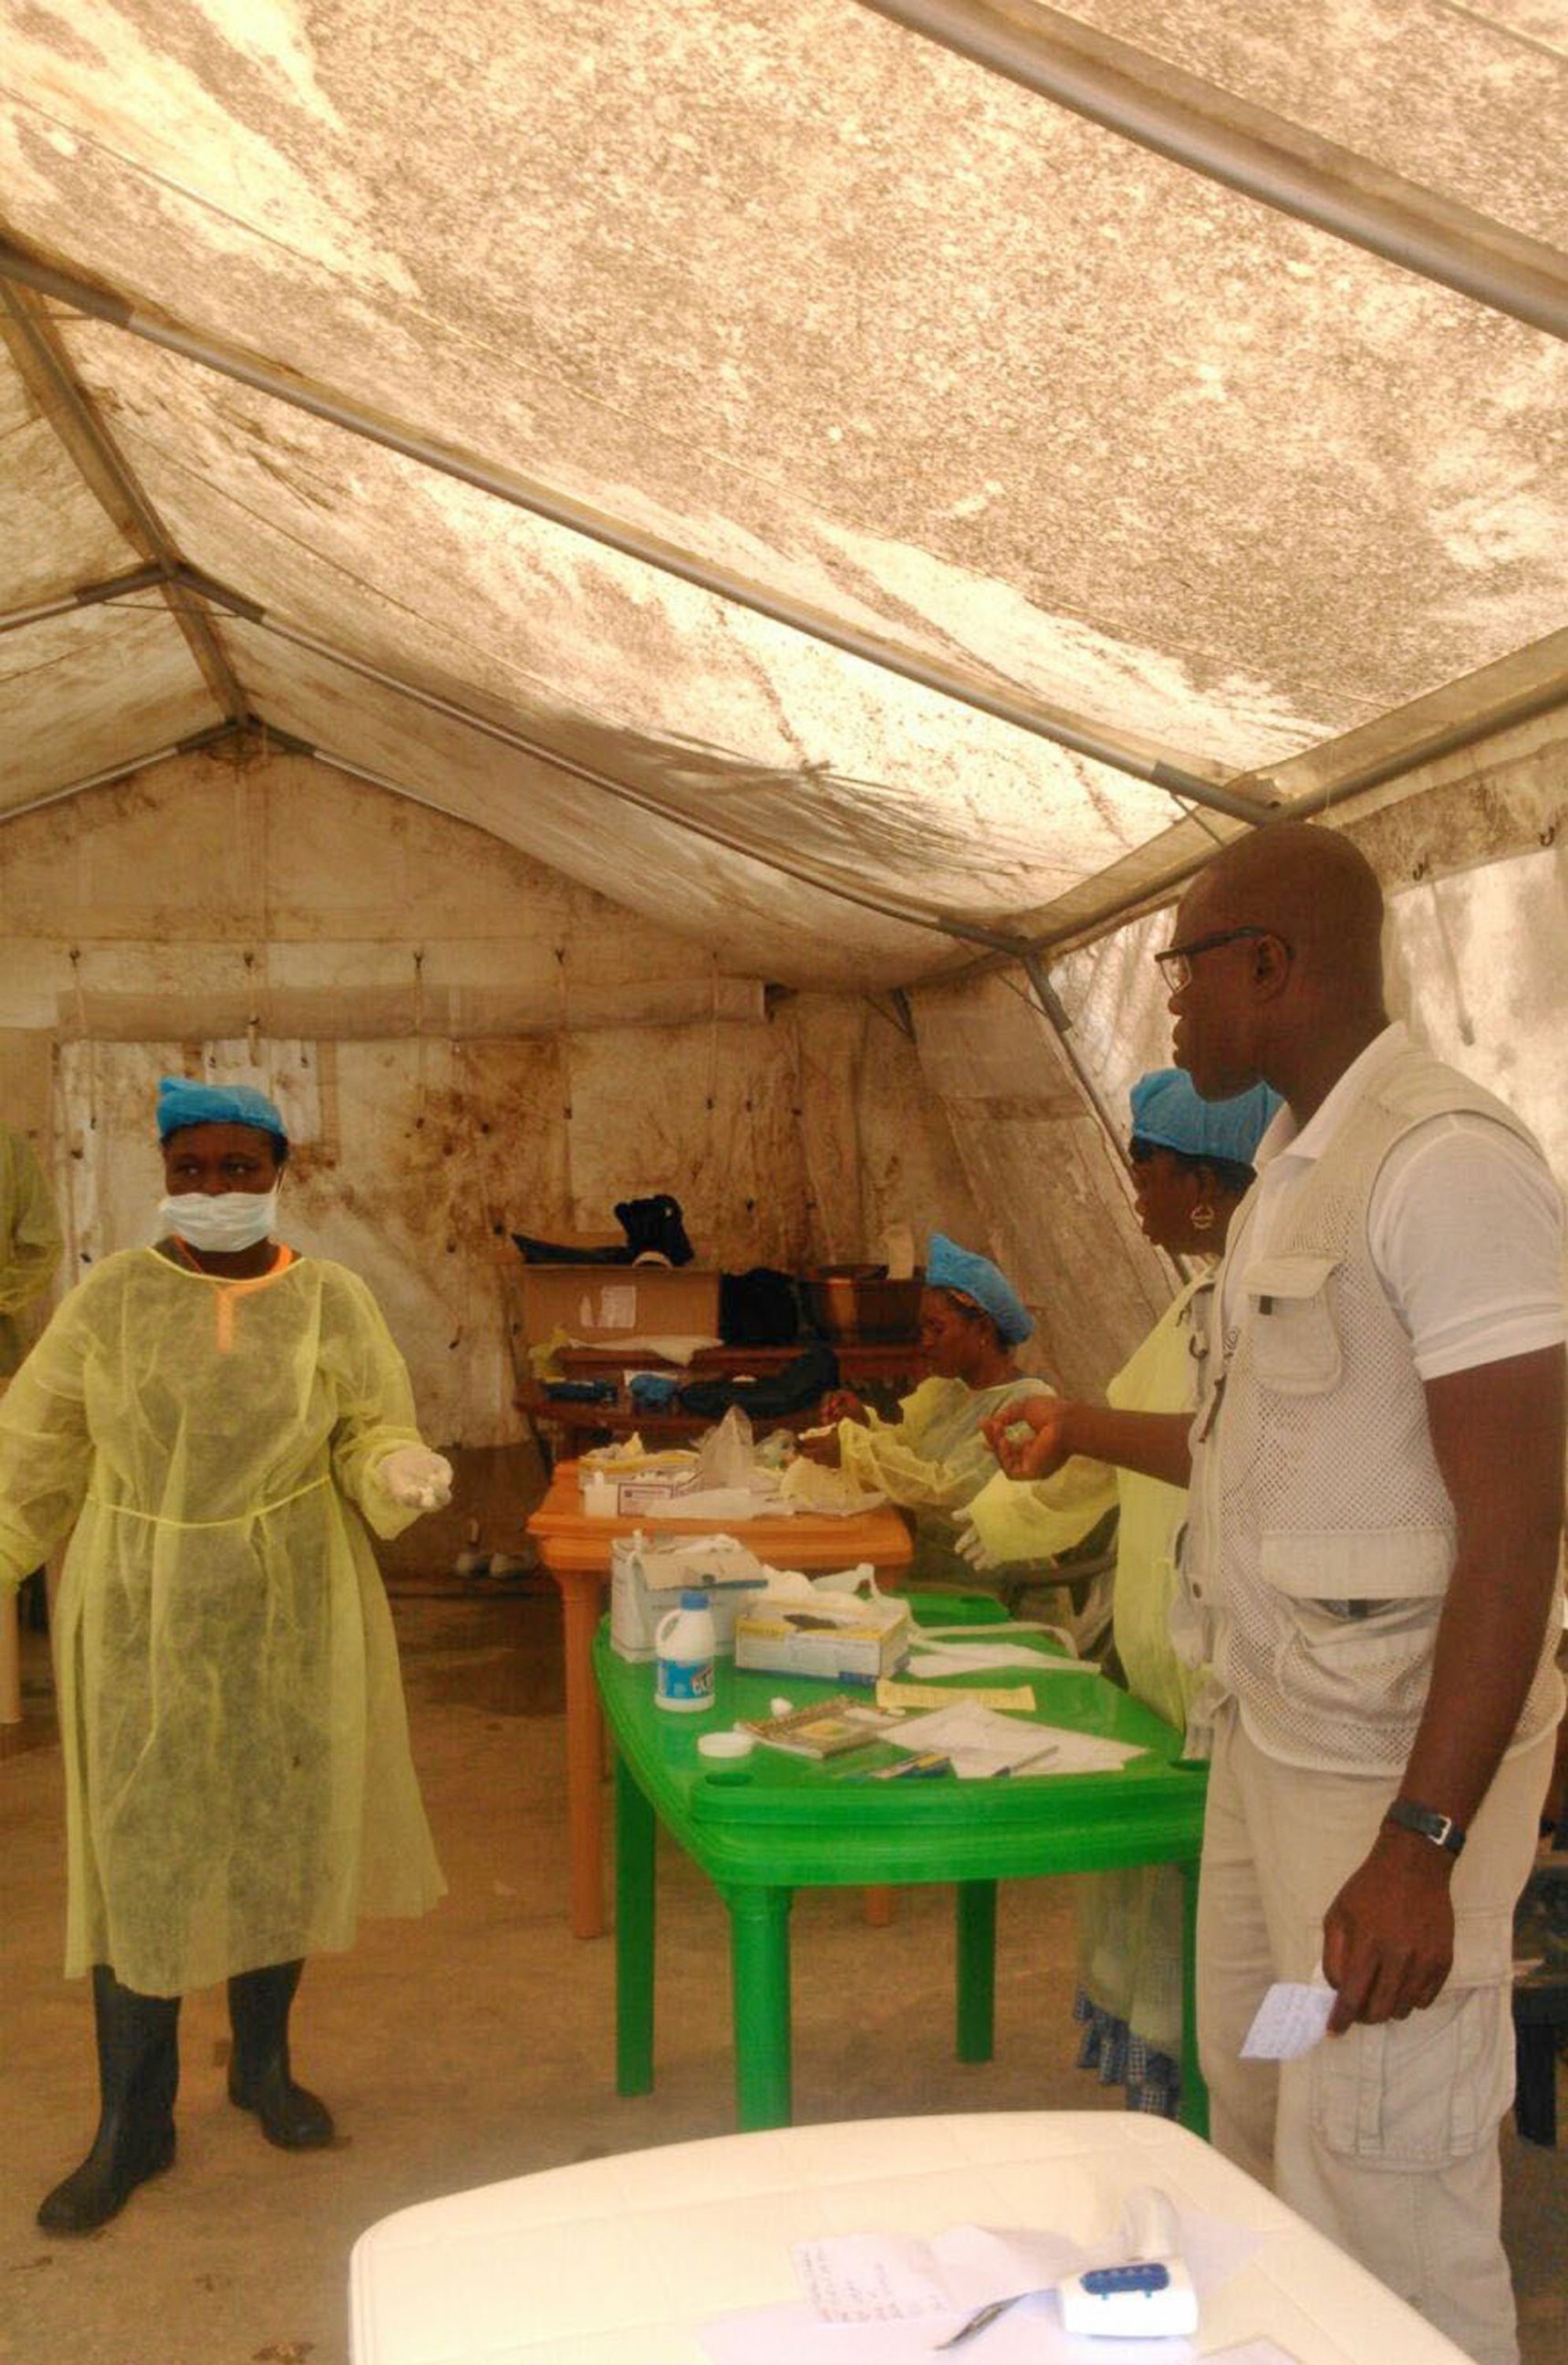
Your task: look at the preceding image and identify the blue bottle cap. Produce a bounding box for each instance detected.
[680,1589,709,1610]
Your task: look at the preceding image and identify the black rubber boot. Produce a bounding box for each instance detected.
[37,1966,180,2234]
[227,1960,334,2149]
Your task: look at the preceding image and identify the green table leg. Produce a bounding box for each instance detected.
[1178,1854,1209,2139]
[727,1886,794,2130]
[615,1752,656,2097]
[955,1881,997,2062]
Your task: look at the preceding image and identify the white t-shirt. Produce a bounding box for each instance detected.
[1223,1025,1566,1379]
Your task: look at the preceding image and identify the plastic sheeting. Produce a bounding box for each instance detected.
[2,2,1566,984]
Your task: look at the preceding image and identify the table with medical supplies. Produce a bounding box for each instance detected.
[519,1343,926,1465]
[596,1628,1209,2133]
[525,1464,916,1938]
[349,2110,1469,2365]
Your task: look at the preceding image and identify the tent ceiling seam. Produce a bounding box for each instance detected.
[856,0,1568,341]
[0,280,244,721]
[0,240,1274,829]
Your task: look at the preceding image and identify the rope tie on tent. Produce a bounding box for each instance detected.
[412,948,428,1131]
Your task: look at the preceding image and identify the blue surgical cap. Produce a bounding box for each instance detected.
[156,1076,288,1147]
[926,1233,1033,1347]
[1128,1068,1280,1169]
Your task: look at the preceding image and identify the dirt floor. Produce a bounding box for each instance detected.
[1,1550,1563,2365]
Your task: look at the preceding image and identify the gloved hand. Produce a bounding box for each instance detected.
[376,1445,454,1512]
[819,1390,868,1426]
[952,1511,1001,1574]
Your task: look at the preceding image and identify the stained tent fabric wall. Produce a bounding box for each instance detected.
[0,743,985,1443]
[0,0,1564,1443]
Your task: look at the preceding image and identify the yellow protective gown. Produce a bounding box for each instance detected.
[0,1123,62,1380]
[965,1278,1208,2061]
[0,1247,446,1996]
[837,1372,1052,1583]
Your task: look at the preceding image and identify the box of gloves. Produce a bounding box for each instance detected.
[733,1568,911,1684]
[609,1533,770,1661]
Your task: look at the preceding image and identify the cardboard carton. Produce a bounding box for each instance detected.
[734,1587,911,1684]
[610,1533,770,1661]
[519,1262,720,1345]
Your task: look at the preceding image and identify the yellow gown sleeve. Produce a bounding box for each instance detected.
[0,1128,63,1378]
[0,1291,94,1595]
[963,1453,1119,1564]
[324,1271,436,1540]
[837,1379,1014,1515]
[960,1283,1207,1570]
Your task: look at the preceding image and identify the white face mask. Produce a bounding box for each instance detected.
[159,1186,280,1254]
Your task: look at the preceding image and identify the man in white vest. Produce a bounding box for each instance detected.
[992,823,1564,2365]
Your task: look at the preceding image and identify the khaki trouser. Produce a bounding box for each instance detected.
[1199,1699,1552,2365]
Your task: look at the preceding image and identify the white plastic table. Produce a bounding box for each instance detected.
[348,2111,1469,2364]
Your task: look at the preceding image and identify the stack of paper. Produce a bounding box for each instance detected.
[887,1700,1147,1779]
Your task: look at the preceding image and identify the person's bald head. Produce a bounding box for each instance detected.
[1177,823,1385,991]
[1165,824,1389,1109]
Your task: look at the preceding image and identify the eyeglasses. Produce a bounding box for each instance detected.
[1154,926,1275,992]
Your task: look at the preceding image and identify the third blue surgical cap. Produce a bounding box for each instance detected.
[926,1233,1033,1346]
[1128,1068,1280,1167]
[157,1075,289,1147]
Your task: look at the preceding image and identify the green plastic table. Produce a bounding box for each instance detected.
[596,1626,1209,2136]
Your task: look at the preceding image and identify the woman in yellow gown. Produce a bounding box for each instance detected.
[0,1078,453,2232]
[964,1069,1277,2113]
[812,1233,1052,1585]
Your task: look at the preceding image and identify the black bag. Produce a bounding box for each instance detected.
[677,1340,838,1422]
[513,1234,627,1266]
[513,1193,694,1268]
[615,1195,694,1266]
[718,1267,801,1347]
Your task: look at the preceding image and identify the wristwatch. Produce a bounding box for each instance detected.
[1384,1797,1467,1857]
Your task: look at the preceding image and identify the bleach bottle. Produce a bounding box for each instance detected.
[656,1590,716,1713]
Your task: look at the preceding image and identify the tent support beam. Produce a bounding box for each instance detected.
[0,724,245,826]
[856,0,1568,342]
[0,562,168,636]
[0,241,1272,828]
[929,650,1568,990]
[1005,660,1568,963]
[0,284,243,720]
[166,567,1039,959]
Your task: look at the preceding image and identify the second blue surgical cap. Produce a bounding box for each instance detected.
[926,1233,1033,1346]
[1128,1068,1280,1168]
[157,1076,289,1147]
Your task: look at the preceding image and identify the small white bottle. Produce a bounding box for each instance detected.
[655,1589,716,1713]
[584,1469,618,1517]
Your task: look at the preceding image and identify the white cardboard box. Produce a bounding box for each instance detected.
[733,1590,911,1683]
[610,1535,770,1661]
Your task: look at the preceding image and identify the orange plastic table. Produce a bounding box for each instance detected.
[526,1462,915,1937]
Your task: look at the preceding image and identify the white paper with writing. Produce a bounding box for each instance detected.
[1241,1982,1336,2060]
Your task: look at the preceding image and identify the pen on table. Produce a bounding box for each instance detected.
[835,1752,952,1782]
[993,1745,1059,1778]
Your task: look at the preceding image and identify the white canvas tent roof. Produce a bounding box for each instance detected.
[4,0,1566,991]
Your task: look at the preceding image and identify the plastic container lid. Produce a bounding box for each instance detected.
[680,1589,710,1610]
[698,1729,755,1761]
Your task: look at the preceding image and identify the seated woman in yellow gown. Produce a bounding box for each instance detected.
[965,1068,1278,2115]
[810,1233,1052,1585]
